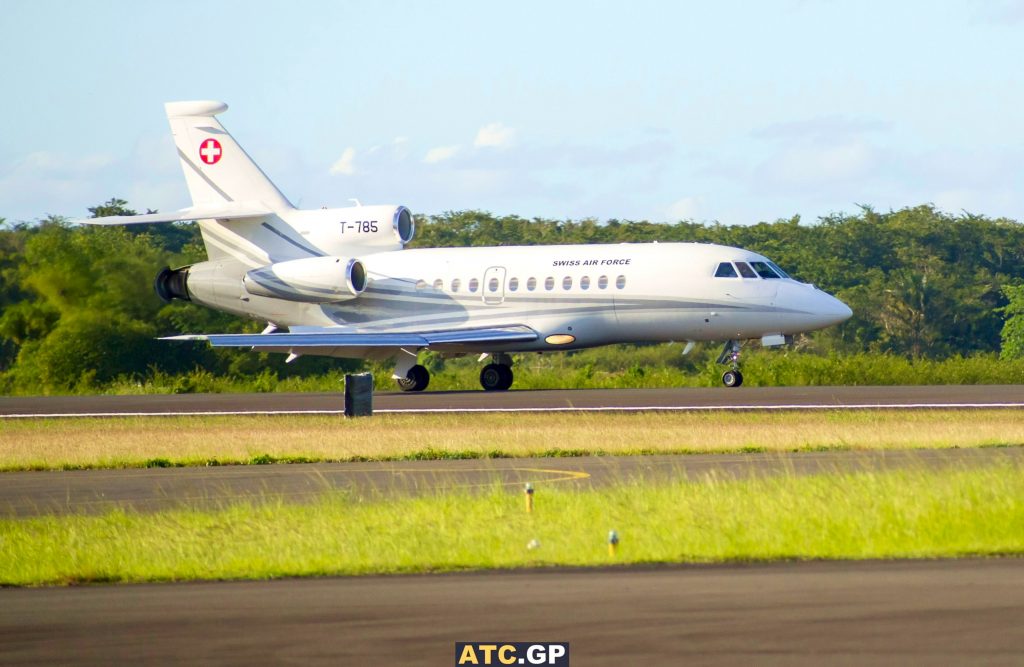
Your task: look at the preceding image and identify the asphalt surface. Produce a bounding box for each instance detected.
[1,559,1022,665]
[4,386,1023,664]
[4,384,1024,416]
[2,448,1022,517]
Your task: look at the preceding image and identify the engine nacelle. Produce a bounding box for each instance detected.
[288,204,415,255]
[242,256,367,303]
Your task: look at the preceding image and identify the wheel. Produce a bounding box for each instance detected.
[480,363,513,391]
[397,364,430,392]
[497,364,514,390]
[722,369,743,388]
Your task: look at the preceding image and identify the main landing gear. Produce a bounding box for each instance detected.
[479,353,514,391]
[394,352,430,392]
[716,340,743,388]
[392,352,516,392]
[397,364,430,392]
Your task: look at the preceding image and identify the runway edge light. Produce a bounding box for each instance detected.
[608,530,620,557]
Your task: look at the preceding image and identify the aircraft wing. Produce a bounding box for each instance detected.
[76,202,273,225]
[162,325,538,349]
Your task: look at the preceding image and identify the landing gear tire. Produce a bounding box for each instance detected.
[480,364,513,391]
[722,370,743,388]
[397,364,430,392]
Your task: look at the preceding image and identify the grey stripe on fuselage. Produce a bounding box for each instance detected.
[360,285,758,311]
[259,223,325,258]
[199,226,266,266]
[247,272,343,298]
[358,287,800,314]
[322,292,802,329]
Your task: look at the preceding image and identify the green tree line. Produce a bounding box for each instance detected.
[3,200,1024,394]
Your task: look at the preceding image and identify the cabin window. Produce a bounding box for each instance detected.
[545,277,555,291]
[433,279,443,290]
[509,277,519,291]
[749,261,781,279]
[527,277,537,291]
[580,276,591,290]
[598,275,608,289]
[415,279,428,290]
[714,262,738,278]
[469,278,479,292]
[735,262,758,279]
[488,277,500,292]
[616,275,626,289]
[451,278,461,292]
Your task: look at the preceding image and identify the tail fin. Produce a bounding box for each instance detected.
[165,101,293,212]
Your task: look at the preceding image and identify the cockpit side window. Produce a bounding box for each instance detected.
[735,262,758,279]
[750,261,781,279]
[767,260,791,279]
[714,262,739,278]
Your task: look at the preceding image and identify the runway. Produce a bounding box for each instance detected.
[4,388,1023,664]
[4,384,1024,417]
[3,447,1021,517]
[1,558,1021,665]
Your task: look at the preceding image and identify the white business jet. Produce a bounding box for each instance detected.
[82,101,851,391]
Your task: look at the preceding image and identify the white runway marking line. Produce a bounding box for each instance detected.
[4,403,1024,418]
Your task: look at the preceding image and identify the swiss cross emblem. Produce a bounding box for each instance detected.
[199,138,223,165]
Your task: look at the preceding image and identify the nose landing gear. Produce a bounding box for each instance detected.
[716,340,743,388]
[721,368,743,388]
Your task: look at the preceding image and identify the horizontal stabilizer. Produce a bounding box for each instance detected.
[76,203,273,226]
[162,325,538,349]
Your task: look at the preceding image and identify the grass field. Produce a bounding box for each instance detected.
[2,409,1024,471]
[2,464,1020,586]
[49,347,1024,395]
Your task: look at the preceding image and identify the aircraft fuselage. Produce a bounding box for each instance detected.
[183,240,851,358]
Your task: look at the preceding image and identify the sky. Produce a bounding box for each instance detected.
[2,0,1023,226]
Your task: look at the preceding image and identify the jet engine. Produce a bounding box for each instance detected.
[287,205,415,255]
[335,204,414,247]
[242,256,367,303]
[155,266,191,302]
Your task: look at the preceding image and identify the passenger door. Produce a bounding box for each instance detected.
[482,266,506,305]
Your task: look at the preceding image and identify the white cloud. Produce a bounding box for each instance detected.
[0,150,124,221]
[666,196,702,220]
[329,147,356,175]
[474,122,516,148]
[753,116,889,142]
[754,139,877,192]
[423,145,460,164]
[974,0,1024,24]
[19,150,116,172]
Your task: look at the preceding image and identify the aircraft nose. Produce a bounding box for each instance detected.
[806,288,856,329]
[777,282,852,331]
[815,290,853,327]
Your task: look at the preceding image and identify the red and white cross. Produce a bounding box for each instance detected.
[199,139,222,165]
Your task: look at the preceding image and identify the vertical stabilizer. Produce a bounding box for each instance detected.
[165,101,293,212]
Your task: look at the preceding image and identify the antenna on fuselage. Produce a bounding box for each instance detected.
[349,198,362,207]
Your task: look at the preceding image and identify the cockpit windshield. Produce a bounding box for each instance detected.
[714,259,793,280]
[749,261,781,279]
[767,260,791,279]
[714,262,738,278]
[735,262,757,279]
